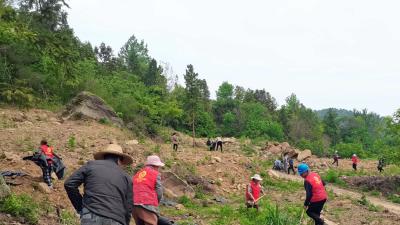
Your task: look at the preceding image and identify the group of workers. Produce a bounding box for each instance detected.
[334,152,385,172]
[170,133,224,152]
[246,163,327,225]
[29,138,389,225]
[63,144,172,225]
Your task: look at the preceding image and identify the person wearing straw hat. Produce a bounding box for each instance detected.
[132,155,165,225]
[64,144,133,225]
[245,174,265,211]
[298,163,327,225]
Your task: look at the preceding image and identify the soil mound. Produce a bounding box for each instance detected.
[62,92,123,127]
[343,175,400,195]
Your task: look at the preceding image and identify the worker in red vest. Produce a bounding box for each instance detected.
[298,163,327,225]
[245,174,264,211]
[352,154,359,171]
[132,155,165,225]
[38,139,54,188]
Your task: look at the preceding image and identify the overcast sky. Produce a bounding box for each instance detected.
[66,0,399,116]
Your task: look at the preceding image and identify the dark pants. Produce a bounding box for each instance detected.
[306,200,326,225]
[173,144,178,151]
[216,141,223,152]
[352,163,357,171]
[41,165,52,187]
[332,159,338,166]
[246,203,259,211]
[81,208,122,225]
[287,165,295,174]
[378,166,383,172]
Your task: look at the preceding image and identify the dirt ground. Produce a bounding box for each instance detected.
[1,107,400,225]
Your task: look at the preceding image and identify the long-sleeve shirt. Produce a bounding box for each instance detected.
[304,179,326,206]
[64,160,133,225]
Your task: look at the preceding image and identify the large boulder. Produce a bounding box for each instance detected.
[162,172,195,199]
[62,92,123,127]
[297,149,312,161]
[0,175,11,200]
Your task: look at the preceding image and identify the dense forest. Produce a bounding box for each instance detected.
[1,0,399,163]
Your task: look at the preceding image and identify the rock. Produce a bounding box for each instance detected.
[281,142,290,150]
[51,173,58,180]
[37,182,52,194]
[213,196,229,204]
[297,149,312,161]
[175,204,185,210]
[212,157,222,163]
[162,172,195,199]
[268,146,282,154]
[12,112,27,122]
[62,91,123,127]
[3,152,19,161]
[125,140,139,145]
[0,175,11,200]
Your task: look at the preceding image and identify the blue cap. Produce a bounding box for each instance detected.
[298,163,309,175]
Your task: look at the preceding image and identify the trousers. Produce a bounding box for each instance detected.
[81,208,123,225]
[306,200,326,225]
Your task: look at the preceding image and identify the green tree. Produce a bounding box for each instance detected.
[323,108,340,145]
[184,64,201,147]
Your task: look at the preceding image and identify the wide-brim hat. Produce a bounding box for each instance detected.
[145,155,165,167]
[251,174,263,181]
[93,144,133,165]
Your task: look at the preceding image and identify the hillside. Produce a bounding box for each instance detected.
[1,107,400,225]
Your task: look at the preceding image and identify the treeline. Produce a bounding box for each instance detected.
[1,0,399,163]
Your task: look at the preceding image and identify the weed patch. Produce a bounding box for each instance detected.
[0,194,39,224]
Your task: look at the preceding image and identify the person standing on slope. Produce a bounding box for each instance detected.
[171,133,179,151]
[298,163,327,225]
[216,137,223,152]
[132,155,164,225]
[351,154,359,171]
[37,139,55,188]
[332,151,339,167]
[377,158,385,173]
[245,174,265,211]
[288,157,296,175]
[64,144,133,225]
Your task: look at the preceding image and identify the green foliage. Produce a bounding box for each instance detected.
[322,169,346,186]
[60,210,79,225]
[0,194,39,224]
[333,142,365,158]
[67,135,76,149]
[1,1,399,164]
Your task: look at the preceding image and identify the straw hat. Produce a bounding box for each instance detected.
[145,155,165,167]
[251,174,263,181]
[93,144,133,165]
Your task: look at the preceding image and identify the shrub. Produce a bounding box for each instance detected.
[0,194,39,224]
[68,136,76,149]
[60,210,79,225]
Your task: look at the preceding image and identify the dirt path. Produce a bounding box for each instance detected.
[268,169,400,216]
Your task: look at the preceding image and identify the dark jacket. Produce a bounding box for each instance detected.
[64,160,133,225]
[23,152,66,179]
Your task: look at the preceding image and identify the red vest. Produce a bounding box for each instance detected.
[352,156,358,164]
[40,145,54,159]
[246,181,261,201]
[133,166,159,206]
[305,172,327,202]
